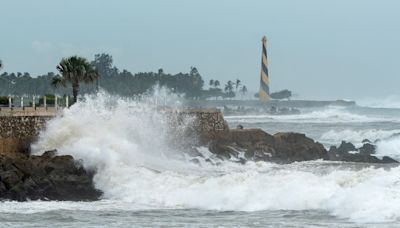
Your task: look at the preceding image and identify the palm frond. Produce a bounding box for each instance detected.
[51,77,66,88]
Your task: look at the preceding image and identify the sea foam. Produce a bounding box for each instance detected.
[225,106,389,124]
[31,92,400,223]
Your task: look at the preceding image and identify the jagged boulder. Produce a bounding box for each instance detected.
[272,132,328,163]
[337,141,357,154]
[206,128,399,164]
[329,141,398,163]
[359,143,376,155]
[209,142,239,160]
[0,150,102,201]
[208,129,328,164]
[230,129,274,148]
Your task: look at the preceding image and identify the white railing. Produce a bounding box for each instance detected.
[0,95,71,115]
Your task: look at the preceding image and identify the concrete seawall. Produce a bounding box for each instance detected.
[0,108,228,154]
[0,115,53,154]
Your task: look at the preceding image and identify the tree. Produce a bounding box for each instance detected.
[209,79,214,88]
[51,77,65,88]
[240,85,247,96]
[53,56,99,103]
[224,80,235,98]
[190,66,199,76]
[187,66,204,99]
[270,89,292,100]
[0,60,2,71]
[214,80,220,88]
[235,79,241,92]
[91,53,114,77]
[224,80,234,92]
[0,54,213,99]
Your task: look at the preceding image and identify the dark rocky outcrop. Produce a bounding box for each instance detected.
[203,128,399,164]
[0,150,102,201]
[328,141,398,164]
[271,132,328,163]
[205,129,329,164]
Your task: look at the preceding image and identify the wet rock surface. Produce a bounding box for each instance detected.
[203,129,399,164]
[328,141,398,164]
[0,150,102,201]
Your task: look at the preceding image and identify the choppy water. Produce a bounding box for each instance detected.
[2,92,400,227]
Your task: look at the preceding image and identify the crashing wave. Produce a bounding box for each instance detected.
[30,91,400,223]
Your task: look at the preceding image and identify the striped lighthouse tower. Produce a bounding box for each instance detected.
[259,36,270,101]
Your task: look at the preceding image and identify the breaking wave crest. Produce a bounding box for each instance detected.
[376,135,400,160]
[31,92,400,223]
[358,96,400,109]
[320,129,400,146]
[225,106,394,124]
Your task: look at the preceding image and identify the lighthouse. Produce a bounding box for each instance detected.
[259,36,270,101]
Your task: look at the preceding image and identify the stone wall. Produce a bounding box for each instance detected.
[165,109,230,144]
[0,116,52,154]
[176,109,228,131]
[0,109,229,154]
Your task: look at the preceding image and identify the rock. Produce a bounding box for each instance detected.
[236,124,244,130]
[0,151,102,201]
[0,181,6,194]
[0,170,22,188]
[209,142,239,160]
[359,143,376,155]
[362,139,371,144]
[381,156,399,163]
[42,150,56,158]
[328,141,398,164]
[205,128,399,164]
[337,141,357,154]
[208,129,328,164]
[230,129,274,148]
[272,132,328,163]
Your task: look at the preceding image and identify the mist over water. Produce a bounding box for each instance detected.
[358,96,400,109]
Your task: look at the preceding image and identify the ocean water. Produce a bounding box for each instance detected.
[2,93,400,227]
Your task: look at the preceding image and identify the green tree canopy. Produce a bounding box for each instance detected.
[53,56,99,103]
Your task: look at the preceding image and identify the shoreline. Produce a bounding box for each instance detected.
[1,107,398,201]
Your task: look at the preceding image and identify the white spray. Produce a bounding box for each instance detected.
[32,91,400,223]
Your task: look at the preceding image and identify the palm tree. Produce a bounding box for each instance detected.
[224,80,234,92]
[235,79,241,92]
[240,85,248,97]
[52,56,98,103]
[224,80,235,99]
[209,79,214,88]
[214,80,220,88]
[0,59,3,71]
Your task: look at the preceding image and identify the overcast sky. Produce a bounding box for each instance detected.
[1,0,399,100]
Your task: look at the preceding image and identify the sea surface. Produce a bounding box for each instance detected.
[2,94,400,227]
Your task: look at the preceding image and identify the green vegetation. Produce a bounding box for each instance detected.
[38,94,56,105]
[0,96,8,105]
[53,56,99,102]
[240,85,248,96]
[0,53,248,100]
[224,80,235,98]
